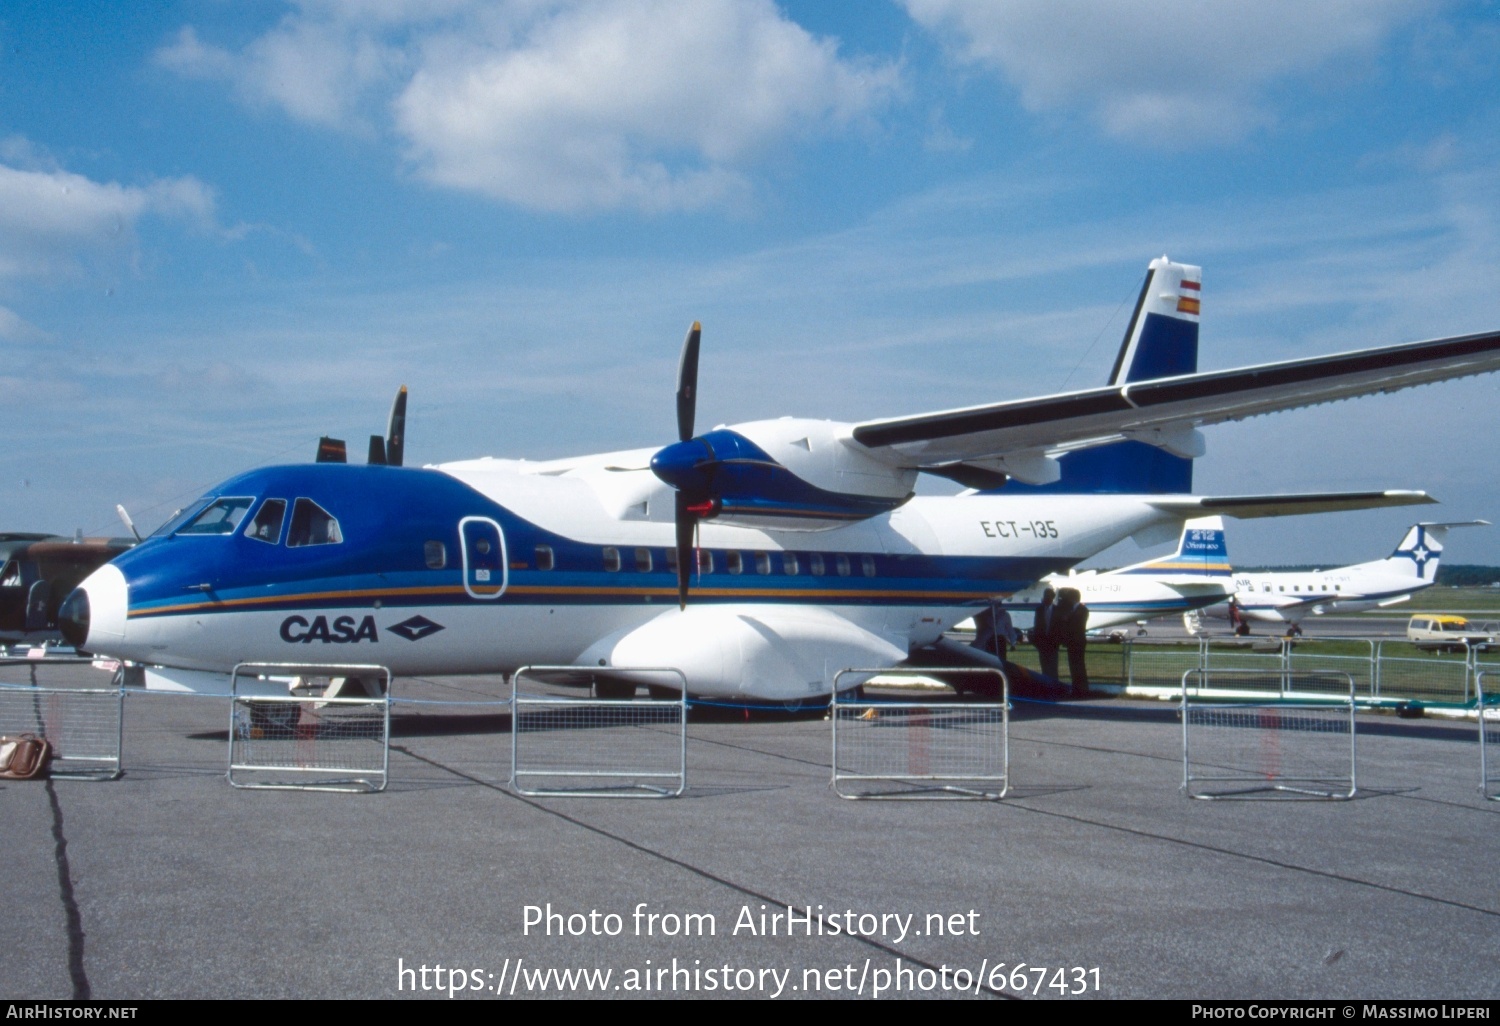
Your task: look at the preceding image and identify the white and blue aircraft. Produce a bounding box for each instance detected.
[59,257,1500,701]
[993,516,1234,636]
[1196,520,1488,633]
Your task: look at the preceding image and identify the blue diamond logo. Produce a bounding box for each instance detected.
[387,615,445,642]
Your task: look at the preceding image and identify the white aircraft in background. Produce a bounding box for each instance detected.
[1192,521,1489,635]
[60,257,1500,702]
[993,516,1234,636]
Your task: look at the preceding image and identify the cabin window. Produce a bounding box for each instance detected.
[696,550,714,574]
[809,554,825,576]
[755,552,772,575]
[836,554,851,577]
[603,547,621,572]
[534,544,554,571]
[179,497,255,536]
[665,548,678,573]
[782,553,800,576]
[726,551,743,575]
[861,555,876,578]
[244,499,287,544]
[286,499,343,547]
[635,547,653,573]
[425,541,447,569]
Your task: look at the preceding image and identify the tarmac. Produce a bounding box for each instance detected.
[3,659,1499,1002]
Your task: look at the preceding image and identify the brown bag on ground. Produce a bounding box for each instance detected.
[0,734,51,780]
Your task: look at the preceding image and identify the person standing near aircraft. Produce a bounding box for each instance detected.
[1057,587,1091,697]
[978,602,1017,662]
[1032,587,1061,680]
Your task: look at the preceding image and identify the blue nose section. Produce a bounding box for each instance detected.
[650,438,714,492]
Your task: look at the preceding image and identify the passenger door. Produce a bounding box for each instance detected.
[459,517,507,600]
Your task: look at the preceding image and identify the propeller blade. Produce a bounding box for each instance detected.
[316,437,348,464]
[676,322,701,442]
[675,492,695,610]
[367,435,388,465]
[387,385,408,467]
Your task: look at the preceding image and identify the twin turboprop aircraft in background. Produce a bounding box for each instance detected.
[59,257,1500,702]
[1193,521,1488,634]
[994,516,1234,636]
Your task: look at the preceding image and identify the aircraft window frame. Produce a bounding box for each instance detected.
[154,498,213,538]
[726,551,743,575]
[425,540,447,569]
[535,544,555,571]
[665,548,678,573]
[861,555,876,578]
[603,547,622,572]
[754,552,772,575]
[809,554,825,576]
[696,550,714,574]
[285,498,344,548]
[635,547,653,573]
[178,497,256,537]
[244,499,287,545]
[836,554,851,577]
[782,553,799,576]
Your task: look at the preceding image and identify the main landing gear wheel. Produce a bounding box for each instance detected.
[593,679,637,700]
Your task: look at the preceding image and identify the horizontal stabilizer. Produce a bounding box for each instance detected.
[1151,490,1435,520]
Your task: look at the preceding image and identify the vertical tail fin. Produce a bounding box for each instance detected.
[1113,516,1229,576]
[1003,256,1201,495]
[1379,521,1489,582]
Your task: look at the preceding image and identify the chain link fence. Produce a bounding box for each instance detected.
[511,666,687,798]
[228,663,391,792]
[830,668,1008,799]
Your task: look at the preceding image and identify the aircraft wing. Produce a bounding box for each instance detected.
[850,329,1500,480]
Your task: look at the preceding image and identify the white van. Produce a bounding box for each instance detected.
[1406,615,1496,652]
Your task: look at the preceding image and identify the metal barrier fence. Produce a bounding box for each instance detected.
[1181,669,1357,800]
[228,663,391,793]
[511,666,687,798]
[1126,637,1485,706]
[0,658,123,780]
[1479,671,1500,802]
[831,668,1008,800]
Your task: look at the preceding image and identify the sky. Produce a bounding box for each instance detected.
[3,0,1500,568]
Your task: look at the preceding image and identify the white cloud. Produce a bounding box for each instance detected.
[0,305,45,341]
[0,156,216,283]
[900,0,1436,144]
[156,0,900,212]
[157,23,403,131]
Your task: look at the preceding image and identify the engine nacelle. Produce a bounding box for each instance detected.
[650,418,916,532]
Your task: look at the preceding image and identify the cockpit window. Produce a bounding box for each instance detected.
[178,497,255,536]
[286,498,343,547]
[153,498,212,538]
[245,499,287,545]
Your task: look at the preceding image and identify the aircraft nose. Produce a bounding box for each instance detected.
[60,564,129,653]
